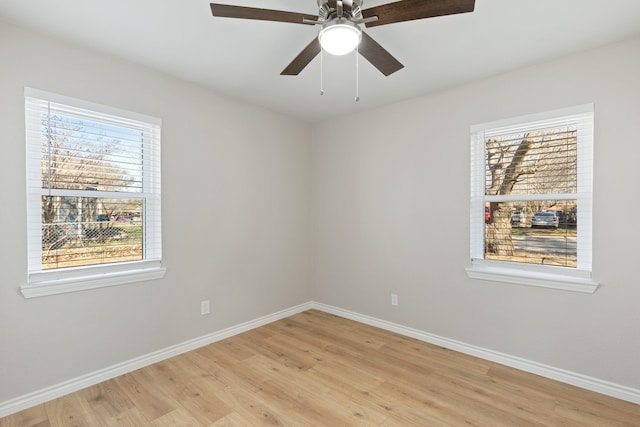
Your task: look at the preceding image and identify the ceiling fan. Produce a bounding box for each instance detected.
[210,0,475,76]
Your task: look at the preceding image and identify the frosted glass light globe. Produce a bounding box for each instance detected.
[319,22,362,56]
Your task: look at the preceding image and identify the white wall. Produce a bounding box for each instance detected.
[311,36,640,390]
[2,17,640,408]
[0,22,311,402]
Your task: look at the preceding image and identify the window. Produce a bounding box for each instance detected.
[467,104,598,293]
[23,88,165,298]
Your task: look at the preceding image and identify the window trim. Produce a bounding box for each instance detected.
[22,88,165,298]
[465,261,598,293]
[22,261,166,298]
[467,104,599,293]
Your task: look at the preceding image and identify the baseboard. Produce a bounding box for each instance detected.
[3,300,638,418]
[311,302,640,405]
[0,301,313,418]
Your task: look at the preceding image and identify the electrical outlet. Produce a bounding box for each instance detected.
[201,299,210,315]
[391,294,398,306]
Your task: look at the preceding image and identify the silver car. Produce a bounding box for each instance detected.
[531,212,559,228]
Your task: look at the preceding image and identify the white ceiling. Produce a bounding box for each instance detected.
[1,0,639,123]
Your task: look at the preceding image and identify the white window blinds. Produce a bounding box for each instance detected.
[469,104,595,291]
[24,88,162,293]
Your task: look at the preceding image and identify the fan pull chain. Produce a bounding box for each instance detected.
[320,48,324,96]
[355,46,360,102]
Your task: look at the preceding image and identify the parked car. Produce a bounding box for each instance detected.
[531,212,559,228]
[545,210,567,225]
[511,210,523,226]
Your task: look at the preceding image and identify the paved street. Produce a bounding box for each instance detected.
[512,234,576,257]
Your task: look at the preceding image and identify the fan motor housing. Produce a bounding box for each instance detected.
[318,0,364,21]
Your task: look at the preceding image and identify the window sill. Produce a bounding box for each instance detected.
[21,262,166,298]
[466,261,599,294]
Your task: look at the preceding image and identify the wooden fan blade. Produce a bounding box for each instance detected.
[363,0,475,28]
[281,38,321,75]
[359,32,404,76]
[210,3,317,25]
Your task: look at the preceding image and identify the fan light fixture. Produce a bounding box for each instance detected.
[318,20,362,56]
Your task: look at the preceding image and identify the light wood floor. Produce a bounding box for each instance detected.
[2,309,639,426]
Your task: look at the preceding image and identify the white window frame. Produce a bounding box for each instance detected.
[466,104,599,293]
[22,88,165,298]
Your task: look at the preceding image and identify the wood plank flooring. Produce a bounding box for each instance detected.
[2,309,639,426]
